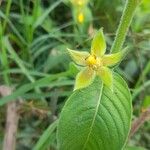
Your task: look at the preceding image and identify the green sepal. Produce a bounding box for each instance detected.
[91,28,106,57]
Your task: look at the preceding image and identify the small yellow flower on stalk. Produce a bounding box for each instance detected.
[78,12,84,23]
[68,28,127,90]
[71,0,88,7]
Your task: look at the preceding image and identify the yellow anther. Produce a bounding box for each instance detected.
[86,55,97,66]
[78,12,84,23]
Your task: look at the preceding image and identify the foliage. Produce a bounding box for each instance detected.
[57,74,132,149]
[0,0,150,150]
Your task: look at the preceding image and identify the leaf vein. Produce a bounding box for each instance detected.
[82,84,104,150]
[100,103,120,147]
[103,93,126,138]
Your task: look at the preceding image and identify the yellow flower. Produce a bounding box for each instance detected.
[68,28,126,90]
[78,12,84,23]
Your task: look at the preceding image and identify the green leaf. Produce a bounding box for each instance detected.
[33,120,58,150]
[0,71,70,106]
[0,10,26,45]
[33,0,63,29]
[3,37,35,82]
[57,73,132,150]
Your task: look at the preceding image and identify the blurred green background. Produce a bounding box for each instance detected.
[0,0,150,149]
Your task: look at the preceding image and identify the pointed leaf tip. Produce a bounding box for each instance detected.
[74,67,95,90]
[67,48,90,66]
[91,28,106,57]
[102,47,129,67]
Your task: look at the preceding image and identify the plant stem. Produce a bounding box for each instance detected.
[2,0,12,33]
[110,0,141,53]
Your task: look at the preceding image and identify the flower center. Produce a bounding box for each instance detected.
[86,55,102,70]
[86,55,97,65]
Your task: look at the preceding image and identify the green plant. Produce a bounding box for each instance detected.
[57,0,142,149]
[0,0,149,149]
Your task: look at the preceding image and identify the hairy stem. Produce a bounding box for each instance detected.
[111,0,141,53]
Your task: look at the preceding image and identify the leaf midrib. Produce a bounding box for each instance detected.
[82,84,104,150]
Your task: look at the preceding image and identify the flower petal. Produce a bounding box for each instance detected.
[74,67,95,90]
[97,67,113,89]
[102,47,128,67]
[91,28,106,57]
[67,48,90,66]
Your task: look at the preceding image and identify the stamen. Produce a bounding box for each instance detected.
[86,55,102,70]
[86,55,97,66]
